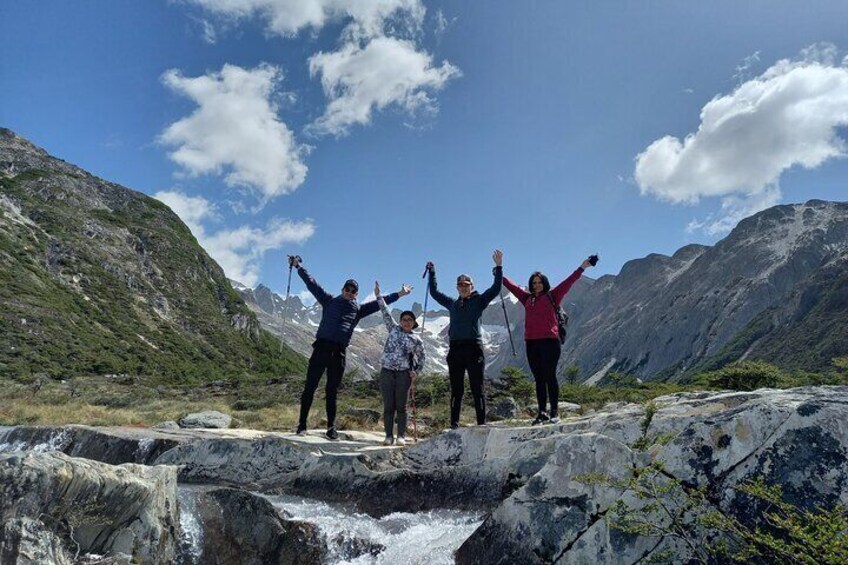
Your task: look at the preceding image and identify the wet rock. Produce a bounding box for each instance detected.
[0,452,178,564]
[329,532,384,560]
[189,487,325,565]
[178,411,232,429]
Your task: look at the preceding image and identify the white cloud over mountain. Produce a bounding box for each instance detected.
[635,44,848,234]
[308,36,460,136]
[154,190,314,286]
[159,64,308,201]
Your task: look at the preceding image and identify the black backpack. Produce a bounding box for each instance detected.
[546,292,568,344]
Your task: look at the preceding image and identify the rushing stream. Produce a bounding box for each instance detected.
[267,495,483,565]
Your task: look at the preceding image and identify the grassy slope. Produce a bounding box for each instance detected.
[0,169,305,384]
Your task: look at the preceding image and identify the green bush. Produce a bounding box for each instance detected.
[694,361,782,391]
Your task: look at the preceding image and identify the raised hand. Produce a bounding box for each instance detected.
[493,249,503,266]
[399,284,413,297]
[288,255,301,268]
[374,280,381,297]
[423,261,434,277]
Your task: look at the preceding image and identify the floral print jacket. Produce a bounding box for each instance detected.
[378,296,425,372]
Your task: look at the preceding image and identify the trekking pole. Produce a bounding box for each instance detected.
[420,263,431,335]
[409,263,430,443]
[500,290,516,356]
[279,255,299,352]
[409,353,418,443]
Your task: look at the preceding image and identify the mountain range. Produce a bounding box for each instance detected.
[236,200,848,382]
[2,128,845,384]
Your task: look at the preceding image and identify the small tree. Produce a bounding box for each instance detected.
[563,364,580,385]
[499,366,535,407]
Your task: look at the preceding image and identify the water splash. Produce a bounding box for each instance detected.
[133,437,156,462]
[177,487,204,565]
[0,428,72,454]
[267,495,482,565]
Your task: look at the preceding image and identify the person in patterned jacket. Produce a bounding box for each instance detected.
[375,281,425,446]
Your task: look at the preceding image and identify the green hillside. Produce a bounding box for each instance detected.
[0,132,305,384]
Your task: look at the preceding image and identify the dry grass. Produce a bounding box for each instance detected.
[0,379,494,438]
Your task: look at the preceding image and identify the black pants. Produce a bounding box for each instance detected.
[447,342,486,426]
[526,338,562,417]
[298,339,346,429]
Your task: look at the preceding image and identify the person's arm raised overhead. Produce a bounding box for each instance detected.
[359,283,408,318]
[426,261,454,309]
[294,256,333,307]
[479,249,504,306]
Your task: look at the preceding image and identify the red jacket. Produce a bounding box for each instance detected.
[503,268,584,341]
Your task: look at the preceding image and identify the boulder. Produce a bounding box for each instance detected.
[183,487,325,565]
[178,411,232,429]
[486,397,518,421]
[0,452,178,564]
[152,421,180,430]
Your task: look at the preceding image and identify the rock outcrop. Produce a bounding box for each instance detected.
[0,452,178,564]
[3,387,848,563]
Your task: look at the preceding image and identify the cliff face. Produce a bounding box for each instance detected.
[0,128,305,381]
[565,200,848,380]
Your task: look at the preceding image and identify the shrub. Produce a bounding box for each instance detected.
[694,361,782,391]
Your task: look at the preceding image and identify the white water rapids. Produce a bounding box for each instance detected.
[267,495,482,565]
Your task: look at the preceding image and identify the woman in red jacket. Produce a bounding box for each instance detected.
[503,257,595,425]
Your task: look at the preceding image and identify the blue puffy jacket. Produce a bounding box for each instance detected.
[298,266,399,347]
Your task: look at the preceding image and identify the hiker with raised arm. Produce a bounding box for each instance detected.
[503,255,597,425]
[290,255,411,440]
[425,250,503,429]
[375,281,424,446]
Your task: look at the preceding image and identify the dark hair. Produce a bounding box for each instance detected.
[528,271,551,294]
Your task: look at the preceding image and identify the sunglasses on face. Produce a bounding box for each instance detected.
[343,287,358,293]
[457,282,472,288]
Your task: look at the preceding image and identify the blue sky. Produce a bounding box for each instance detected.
[2,1,847,303]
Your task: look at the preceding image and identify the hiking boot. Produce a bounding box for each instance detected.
[295,424,307,436]
[531,412,550,426]
[383,436,394,446]
[450,422,460,430]
[395,437,406,446]
[548,417,560,424]
[325,427,339,440]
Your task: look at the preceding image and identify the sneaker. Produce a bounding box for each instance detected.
[383,437,394,446]
[295,424,307,436]
[395,437,406,446]
[531,412,550,426]
[325,427,339,440]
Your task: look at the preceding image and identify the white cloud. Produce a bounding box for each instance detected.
[187,0,423,39]
[184,0,459,138]
[308,36,461,136]
[153,190,219,235]
[154,190,315,287]
[635,43,848,233]
[159,64,308,201]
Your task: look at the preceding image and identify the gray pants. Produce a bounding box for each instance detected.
[380,368,411,438]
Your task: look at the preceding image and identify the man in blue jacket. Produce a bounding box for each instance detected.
[291,255,410,439]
